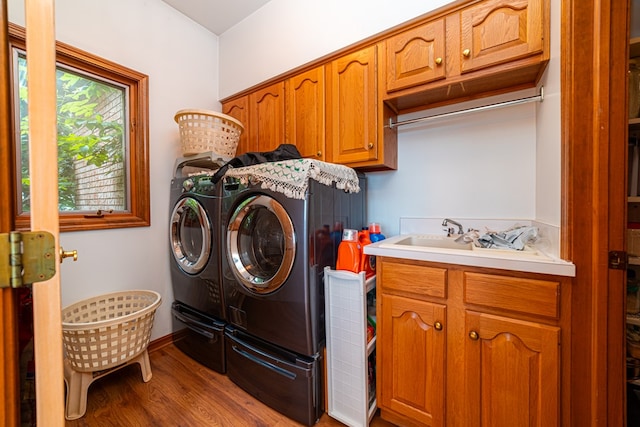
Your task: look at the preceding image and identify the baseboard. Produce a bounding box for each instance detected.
[148,332,184,353]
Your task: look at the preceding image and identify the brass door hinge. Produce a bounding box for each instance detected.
[0,231,56,288]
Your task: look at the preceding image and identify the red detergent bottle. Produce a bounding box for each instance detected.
[336,229,361,274]
[359,228,376,278]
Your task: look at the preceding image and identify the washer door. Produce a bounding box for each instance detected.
[227,194,295,294]
[170,196,212,275]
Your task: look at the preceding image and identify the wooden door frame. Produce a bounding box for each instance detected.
[562,0,628,425]
[0,0,629,425]
[0,0,20,424]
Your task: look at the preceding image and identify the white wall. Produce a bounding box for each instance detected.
[8,0,220,340]
[219,0,561,247]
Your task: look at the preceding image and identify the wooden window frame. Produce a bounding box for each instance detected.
[8,23,150,232]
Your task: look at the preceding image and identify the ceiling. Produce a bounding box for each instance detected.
[161,0,271,35]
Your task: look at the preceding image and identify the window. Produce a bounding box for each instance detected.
[9,23,149,232]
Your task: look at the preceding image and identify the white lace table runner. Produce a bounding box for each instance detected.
[222,159,361,199]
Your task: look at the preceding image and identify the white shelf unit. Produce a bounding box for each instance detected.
[324,267,376,427]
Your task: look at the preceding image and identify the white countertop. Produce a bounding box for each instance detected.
[364,234,576,277]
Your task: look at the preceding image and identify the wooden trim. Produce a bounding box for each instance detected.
[147,333,177,353]
[607,2,630,426]
[25,0,65,423]
[0,0,20,424]
[7,23,150,233]
[562,0,628,425]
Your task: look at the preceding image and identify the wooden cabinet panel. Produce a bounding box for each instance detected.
[380,259,447,299]
[385,19,446,92]
[326,45,378,165]
[376,258,567,426]
[222,95,252,155]
[382,0,548,113]
[464,310,560,426]
[459,0,544,74]
[463,272,560,319]
[249,81,286,152]
[285,66,325,160]
[379,294,446,426]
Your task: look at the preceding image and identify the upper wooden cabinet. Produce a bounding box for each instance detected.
[285,66,325,160]
[385,19,447,92]
[326,45,378,166]
[249,81,286,153]
[382,0,549,112]
[222,95,251,155]
[459,0,544,74]
[220,0,547,166]
[222,82,286,156]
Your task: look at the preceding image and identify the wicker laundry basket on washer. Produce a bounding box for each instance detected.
[61,290,161,420]
[174,109,244,157]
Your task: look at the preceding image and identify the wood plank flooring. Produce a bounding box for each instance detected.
[64,343,396,426]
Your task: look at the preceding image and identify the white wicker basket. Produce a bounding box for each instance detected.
[174,108,244,157]
[61,290,162,373]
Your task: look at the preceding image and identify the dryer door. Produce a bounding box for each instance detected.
[227,194,295,294]
[170,196,212,275]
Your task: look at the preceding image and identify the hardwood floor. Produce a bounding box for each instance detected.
[64,343,396,426]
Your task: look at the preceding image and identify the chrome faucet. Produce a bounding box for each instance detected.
[442,218,464,236]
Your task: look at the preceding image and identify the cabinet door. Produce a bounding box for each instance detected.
[249,81,286,152]
[379,294,446,426]
[326,45,378,165]
[222,95,252,155]
[464,310,559,427]
[286,67,325,160]
[385,19,446,92]
[459,0,544,74]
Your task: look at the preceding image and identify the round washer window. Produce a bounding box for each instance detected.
[227,195,295,294]
[170,197,211,275]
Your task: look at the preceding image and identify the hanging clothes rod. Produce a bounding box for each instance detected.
[388,86,544,129]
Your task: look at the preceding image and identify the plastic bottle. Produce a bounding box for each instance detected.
[336,229,361,273]
[369,223,386,243]
[359,228,376,278]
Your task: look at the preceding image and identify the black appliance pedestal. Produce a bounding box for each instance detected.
[172,302,226,373]
[224,326,323,426]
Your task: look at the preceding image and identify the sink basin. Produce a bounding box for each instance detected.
[379,234,547,259]
[392,235,474,251]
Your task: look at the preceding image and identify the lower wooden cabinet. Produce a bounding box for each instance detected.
[463,311,560,426]
[379,294,446,426]
[376,257,569,427]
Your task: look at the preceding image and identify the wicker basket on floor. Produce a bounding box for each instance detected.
[174,108,244,157]
[61,290,161,420]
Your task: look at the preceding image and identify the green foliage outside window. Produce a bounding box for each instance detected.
[18,53,126,213]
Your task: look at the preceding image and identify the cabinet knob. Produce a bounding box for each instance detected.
[469,330,479,340]
[435,57,443,65]
[462,49,471,58]
[317,151,322,157]
[434,321,443,331]
[368,143,374,149]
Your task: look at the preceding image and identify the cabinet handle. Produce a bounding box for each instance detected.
[469,330,479,340]
[316,151,322,157]
[435,57,443,65]
[462,49,471,58]
[368,143,374,149]
[434,321,443,331]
